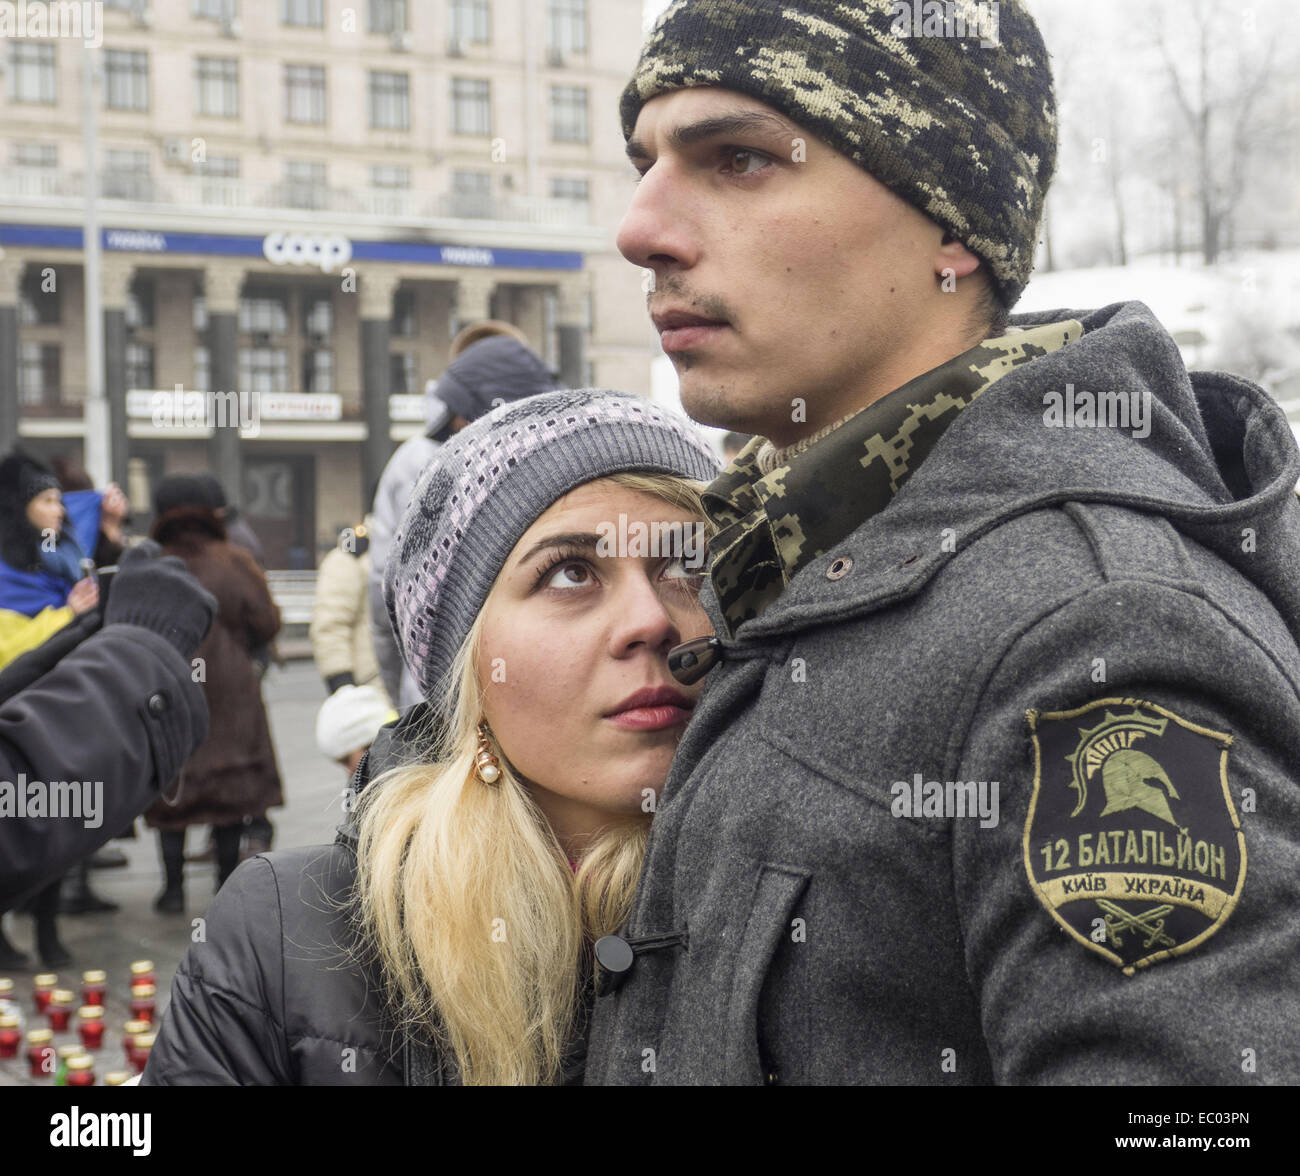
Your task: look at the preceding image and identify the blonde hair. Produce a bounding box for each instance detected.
[352,471,709,1085]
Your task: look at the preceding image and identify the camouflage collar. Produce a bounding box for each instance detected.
[703,320,1084,637]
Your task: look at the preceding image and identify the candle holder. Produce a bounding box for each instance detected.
[26,1028,55,1078]
[77,1005,106,1051]
[46,990,75,1032]
[81,970,107,1007]
[130,1031,156,1075]
[66,1054,95,1087]
[128,984,156,1025]
[128,960,156,988]
[32,973,57,1014]
[0,1014,20,1059]
[122,1019,150,1062]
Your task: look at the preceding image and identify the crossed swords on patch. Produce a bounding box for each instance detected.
[1096,900,1176,950]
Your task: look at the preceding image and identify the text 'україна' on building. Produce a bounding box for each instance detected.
[0,0,655,570]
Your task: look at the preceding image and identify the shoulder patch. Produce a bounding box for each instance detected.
[1023,697,1245,976]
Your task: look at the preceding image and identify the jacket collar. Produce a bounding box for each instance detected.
[708,300,1300,645]
[703,319,1084,638]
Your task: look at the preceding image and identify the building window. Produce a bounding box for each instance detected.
[103,148,153,200]
[550,85,588,143]
[125,278,156,329]
[283,160,327,209]
[302,295,333,337]
[550,176,589,206]
[548,0,587,54]
[18,270,60,326]
[194,292,208,332]
[193,0,237,19]
[194,346,210,392]
[11,143,58,168]
[196,57,239,117]
[302,347,333,394]
[284,64,326,124]
[369,0,407,33]
[104,50,149,111]
[370,164,409,188]
[19,344,61,406]
[282,0,323,26]
[194,154,240,203]
[239,293,289,334]
[451,78,491,136]
[8,43,56,105]
[391,289,416,336]
[239,347,288,395]
[450,170,491,217]
[449,0,490,44]
[126,342,156,390]
[390,352,417,395]
[369,71,410,130]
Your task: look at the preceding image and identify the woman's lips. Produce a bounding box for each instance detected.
[659,323,730,353]
[607,704,694,731]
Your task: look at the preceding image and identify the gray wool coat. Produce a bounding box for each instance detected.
[585,300,1300,1086]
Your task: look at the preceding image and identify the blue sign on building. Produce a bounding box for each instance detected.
[0,224,585,271]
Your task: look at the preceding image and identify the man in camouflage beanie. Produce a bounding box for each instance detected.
[587,0,1300,1088]
[621,0,1056,308]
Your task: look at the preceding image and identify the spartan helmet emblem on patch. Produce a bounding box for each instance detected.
[1064,710,1188,832]
[1024,698,1246,975]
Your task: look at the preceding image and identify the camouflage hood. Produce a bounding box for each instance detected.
[704,299,1300,649]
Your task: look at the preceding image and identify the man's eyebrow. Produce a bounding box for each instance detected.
[513,532,603,568]
[625,111,799,164]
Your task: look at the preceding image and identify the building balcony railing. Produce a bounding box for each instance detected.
[0,168,592,229]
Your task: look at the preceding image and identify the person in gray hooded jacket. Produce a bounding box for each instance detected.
[368,329,560,708]
[586,0,1300,1085]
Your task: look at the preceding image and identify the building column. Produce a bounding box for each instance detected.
[360,271,401,505]
[556,274,589,390]
[0,256,20,452]
[453,272,495,336]
[204,265,244,507]
[102,258,133,489]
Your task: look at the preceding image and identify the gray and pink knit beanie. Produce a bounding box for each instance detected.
[385,389,720,710]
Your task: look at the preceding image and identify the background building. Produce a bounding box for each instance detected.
[0,0,657,568]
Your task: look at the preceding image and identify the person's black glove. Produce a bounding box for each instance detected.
[104,540,217,658]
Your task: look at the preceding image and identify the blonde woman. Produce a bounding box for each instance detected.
[141,390,720,1086]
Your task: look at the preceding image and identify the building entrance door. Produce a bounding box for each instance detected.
[242,455,315,569]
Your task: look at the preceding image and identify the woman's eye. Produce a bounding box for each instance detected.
[544,561,592,590]
[661,556,706,585]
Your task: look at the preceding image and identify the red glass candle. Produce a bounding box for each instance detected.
[66,1055,95,1087]
[128,984,156,1024]
[26,1029,55,1078]
[46,990,74,1032]
[130,1031,155,1075]
[103,1070,131,1086]
[81,969,107,1007]
[122,1019,150,1062]
[32,973,57,1013]
[0,1014,20,1059]
[128,960,155,988]
[77,1006,106,1050]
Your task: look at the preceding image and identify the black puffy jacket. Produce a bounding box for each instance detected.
[141,704,592,1086]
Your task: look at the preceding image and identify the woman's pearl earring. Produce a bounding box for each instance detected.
[475,721,501,785]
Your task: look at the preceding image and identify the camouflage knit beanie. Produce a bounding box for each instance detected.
[620,0,1057,308]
